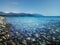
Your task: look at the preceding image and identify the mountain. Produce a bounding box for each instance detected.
[0,12,4,14]
[0,12,44,17]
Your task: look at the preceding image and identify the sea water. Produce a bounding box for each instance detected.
[5,16,60,33]
[5,16,60,42]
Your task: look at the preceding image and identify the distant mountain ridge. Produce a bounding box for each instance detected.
[0,12,43,17]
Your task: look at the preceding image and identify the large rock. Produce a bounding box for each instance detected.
[0,16,6,25]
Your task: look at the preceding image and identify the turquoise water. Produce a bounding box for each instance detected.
[5,16,60,32]
[5,16,60,42]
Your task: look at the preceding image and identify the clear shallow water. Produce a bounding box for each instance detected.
[5,16,60,33]
[5,16,60,42]
[6,17,60,29]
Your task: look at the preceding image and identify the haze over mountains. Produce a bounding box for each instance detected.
[0,12,43,17]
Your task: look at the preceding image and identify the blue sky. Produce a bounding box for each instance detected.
[0,0,60,16]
